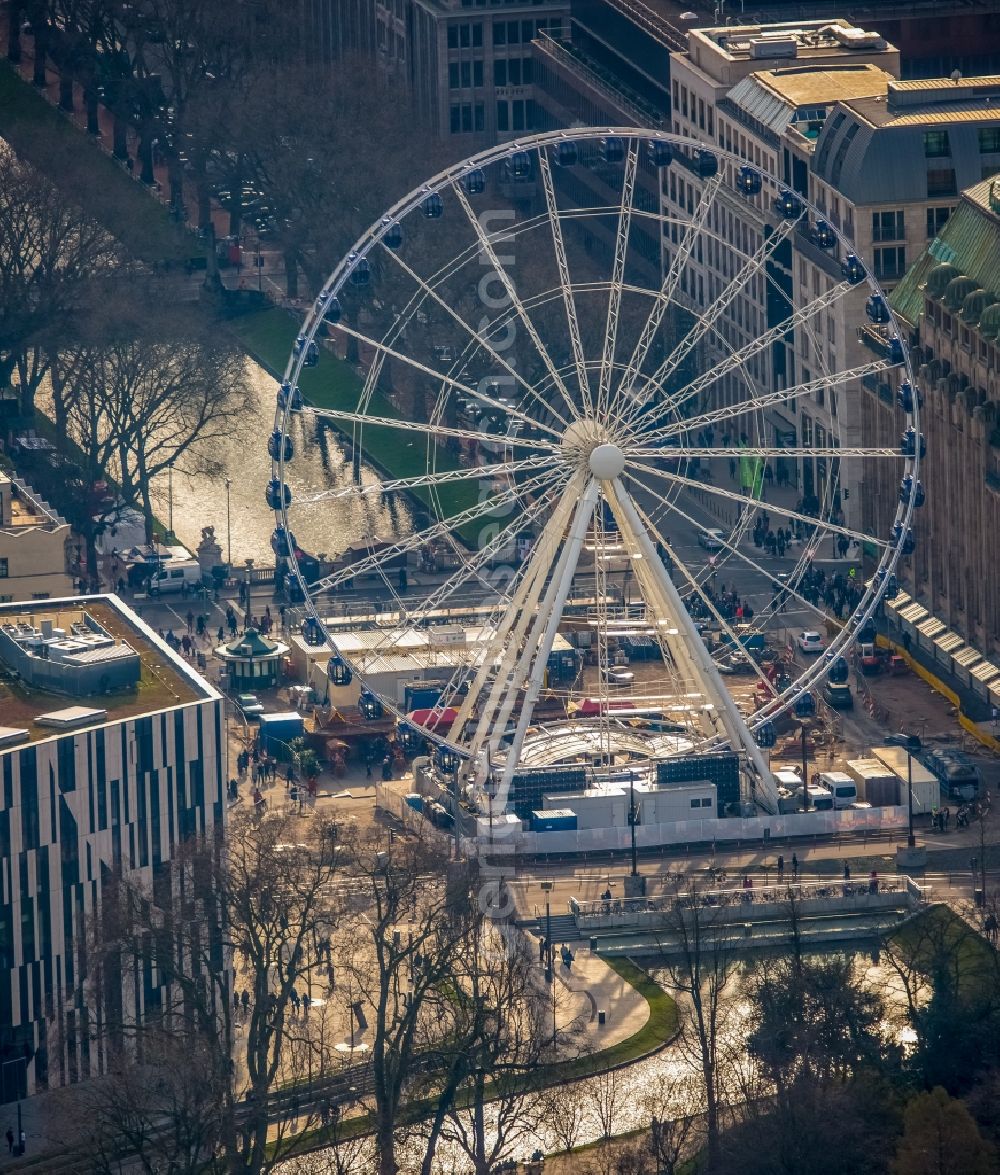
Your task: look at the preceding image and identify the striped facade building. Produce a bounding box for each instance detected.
[0,597,225,1102]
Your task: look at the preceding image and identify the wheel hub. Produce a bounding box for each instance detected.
[561,420,626,479]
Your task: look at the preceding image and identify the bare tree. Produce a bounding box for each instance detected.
[654,886,746,1174]
[423,921,551,1174]
[79,809,346,1175]
[538,1080,589,1154]
[335,834,477,1175]
[0,146,120,414]
[47,285,253,566]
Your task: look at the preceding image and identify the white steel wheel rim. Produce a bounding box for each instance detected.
[271,128,920,780]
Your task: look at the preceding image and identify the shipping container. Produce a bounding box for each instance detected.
[870,747,941,815]
[531,808,578,832]
[404,684,442,712]
[845,758,901,807]
[258,712,305,759]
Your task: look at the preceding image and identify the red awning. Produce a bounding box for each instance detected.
[407,706,459,730]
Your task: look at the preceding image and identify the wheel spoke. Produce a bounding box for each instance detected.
[306,406,559,454]
[631,497,776,693]
[538,147,592,413]
[597,139,639,420]
[632,446,899,460]
[630,459,890,549]
[328,318,562,440]
[613,172,723,427]
[298,456,557,505]
[624,467,837,624]
[379,242,571,434]
[642,281,855,433]
[643,360,892,446]
[451,179,580,421]
[619,218,798,433]
[306,469,556,596]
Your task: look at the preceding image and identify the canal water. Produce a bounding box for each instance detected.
[150,358,414,565]
[285,950,914,1173]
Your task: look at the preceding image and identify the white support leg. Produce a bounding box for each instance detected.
[604,478,778,813]
[497,478,601,795]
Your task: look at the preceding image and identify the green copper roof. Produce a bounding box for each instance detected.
[891,180,1000,327]
[961,289,997,325]
[980,303,1000,341]
[943,275,981,311]
[925,262,961,299]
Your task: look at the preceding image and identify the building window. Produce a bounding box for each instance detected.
[872,210,904,242]
[874,246,906,281]
[924,130,951,158]
[0,558,7,577]
[926,205,953,238]
[979,127,1000,153]
[927,169,957,198]
[450,103,482,133]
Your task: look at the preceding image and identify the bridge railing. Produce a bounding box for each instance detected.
[572,874,928,929]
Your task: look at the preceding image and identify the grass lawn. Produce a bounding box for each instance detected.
[0,64,190,263]
[231,307,486,541]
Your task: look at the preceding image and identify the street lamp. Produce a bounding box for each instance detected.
[628,770,638,880]
[225,477,232,566]
[886,733,922,849]
[540,879,556,1047]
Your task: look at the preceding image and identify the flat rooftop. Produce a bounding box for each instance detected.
[0,596,215,747]
[841,76,1000,127]
[755,63,890,107]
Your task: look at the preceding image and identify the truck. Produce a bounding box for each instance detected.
[869,746,941,816]
[845,758,901,807]
[916,745,981,802]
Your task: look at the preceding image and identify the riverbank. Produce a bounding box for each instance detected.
[229,306,484,535]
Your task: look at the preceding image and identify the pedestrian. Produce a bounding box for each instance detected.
[776,854,784,878]
[186,609,194,633]
[792,852,798,878]
[539,936,546,964]
[869,869,879,894]
[217,625,225,643]
[986,912,998,945]
[844,862,851,881]
[5,1128,13,1154]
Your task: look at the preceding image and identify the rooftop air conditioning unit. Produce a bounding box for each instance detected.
[750,37,797,59]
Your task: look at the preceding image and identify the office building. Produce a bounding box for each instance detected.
[0,596,225,1102]
[864,179,1000,658]
[0,474,74,603]
[385,0,569,142]
[662,21,1000,525]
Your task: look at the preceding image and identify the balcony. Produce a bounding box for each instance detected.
[534,33,665,129]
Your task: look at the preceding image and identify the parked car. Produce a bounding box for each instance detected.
[718,651,755,675]
[698,527,726,551]
[601,666,635,687]
[236,694,265,719]
[796,630,825,654]
[822,681,854,710]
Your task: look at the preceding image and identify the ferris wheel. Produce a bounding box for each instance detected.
[269,128,922,815]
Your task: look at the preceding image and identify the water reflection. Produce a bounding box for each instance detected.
[151,359,413,563]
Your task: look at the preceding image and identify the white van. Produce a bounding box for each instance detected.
[147,559,202,594]
[817,771,858,810]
